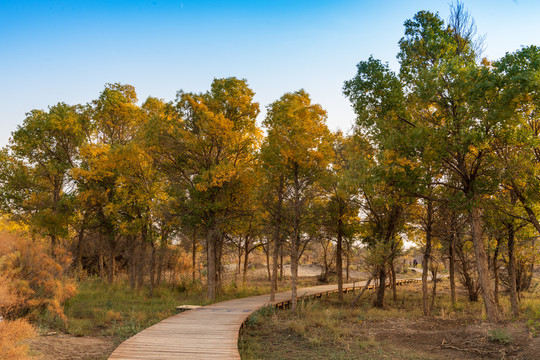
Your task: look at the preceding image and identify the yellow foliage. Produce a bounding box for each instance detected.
[0,229,77,322]
[0,319,35,360]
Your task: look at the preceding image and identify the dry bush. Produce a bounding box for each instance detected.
[0,318,35,360]
[0,228,77,322]
[0,232,35,360]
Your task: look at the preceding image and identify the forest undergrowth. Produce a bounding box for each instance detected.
[240,278,540,360]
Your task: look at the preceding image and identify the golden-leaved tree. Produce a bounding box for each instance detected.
[150,77,261,300]
[262,90,332,310]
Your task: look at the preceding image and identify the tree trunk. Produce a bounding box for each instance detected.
[391,262,397,302]
[192,234,197,283]
[150,240,156,294]
[270,180,283,300]
[237,240,242,276]
[137,237,146,290]
[280,246,284,280]
[129,236,137,290]
[470,206,499,323]
[290,163,300,311]
[242,236,250,286]
[271,232,280,299]
[336,202,344,301]
[430,266,437,313]
[346,240,351,283]
[99,247,104,279]
[422,200,433,316]
[449,232,456,306]
[507,223,519,317]
[375,266,386,308]
[351,275,374,307]
[157,238,165,285]
[216,230,224,293]
[50,233,57,256]
[493,236,501,306]
[264,241,271,282]
[107,237,115,285]
[76,226,85,274]
[206,227,217,300]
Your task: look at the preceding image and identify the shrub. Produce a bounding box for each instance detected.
[0,228,77,323]
[0,318,36,360]
[487,328,512,345]
[0,247,35,360]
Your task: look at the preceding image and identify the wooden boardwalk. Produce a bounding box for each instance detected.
[108,280,418,360]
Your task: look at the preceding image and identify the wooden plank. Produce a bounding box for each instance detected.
[108,279,419,359]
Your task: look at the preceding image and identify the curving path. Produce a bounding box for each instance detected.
[108,279,418,360]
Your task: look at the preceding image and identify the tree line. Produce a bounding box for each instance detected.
[1,3,539,321]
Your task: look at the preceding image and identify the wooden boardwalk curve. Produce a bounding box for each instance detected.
[108,279,418,360]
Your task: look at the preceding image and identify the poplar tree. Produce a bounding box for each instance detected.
[263,90,331,310]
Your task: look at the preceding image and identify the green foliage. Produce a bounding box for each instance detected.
[487,328,512,345]
[247,305,276,326]
[0,103,87,248]
[62,279,189,340]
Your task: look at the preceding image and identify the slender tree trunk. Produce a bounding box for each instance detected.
[264,242,271,282]
[237,240,242,276]
[422,200,433,316]
[507,223,519,317]
[271,179,284,300]
[271,234,280,300]
[76,225,85,273]
[129,236,137,290]
[157,236,165,285]
[430,266,437,313]
[351,275,374,307]
[192,234,197,283]
[336,202,344,301]
[137,237,146,290]
[449,232,456,306]
[280,246,284,280]
[50,233,57,256]
[290,164,301,311]
[206,226,217,300]
[391,262,397,302]
[107,235,116,284]
[242,237,250,286]
[346,240,351,283]
[99,247,104,279]
[129,254,136,290]
[150,241,156,294]
[375,266,386,308]
[216,230,224,293]
[470,206,499,322]
[322,241,329,282]
[493,236,501,306]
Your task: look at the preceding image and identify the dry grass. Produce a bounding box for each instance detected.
[240,277,539,360]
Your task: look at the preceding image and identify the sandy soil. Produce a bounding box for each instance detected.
[369,317,536,359]
[28,333,115,360]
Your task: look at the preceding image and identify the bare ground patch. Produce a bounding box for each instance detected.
[28,333,115,360]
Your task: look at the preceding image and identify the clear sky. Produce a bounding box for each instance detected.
[1,0,539,146]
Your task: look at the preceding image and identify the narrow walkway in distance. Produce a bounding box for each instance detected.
[108,279,418,360]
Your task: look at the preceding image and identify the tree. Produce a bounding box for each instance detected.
[73,83,143,284]
[324,132,360,301]
[263,90,331,310]
[0,103,87,252]
[151,77,261,300]
[344,4,503,321]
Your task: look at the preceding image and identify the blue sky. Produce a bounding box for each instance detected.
[2,0,540,146]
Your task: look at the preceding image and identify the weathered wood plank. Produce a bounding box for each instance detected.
[108,280,423,360]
